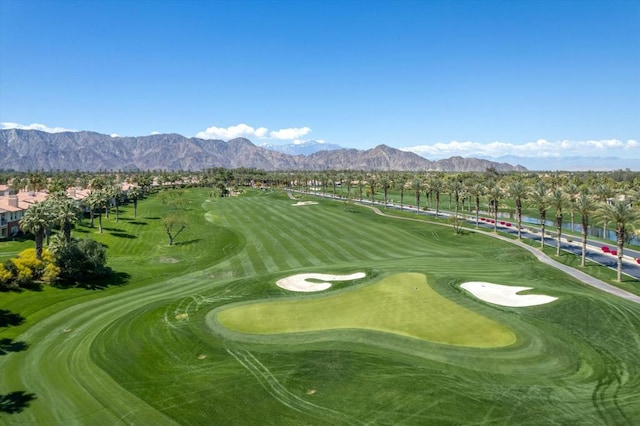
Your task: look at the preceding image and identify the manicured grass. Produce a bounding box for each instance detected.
[214,272,515,347]
[1,188,639,425]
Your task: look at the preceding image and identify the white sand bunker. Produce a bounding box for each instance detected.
[277,272,366,292]
[292,201,318,207]
[461,282,558,307]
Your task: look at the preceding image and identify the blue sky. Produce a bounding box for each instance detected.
[0,0,638,166]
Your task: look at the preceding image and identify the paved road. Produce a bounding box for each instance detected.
[289,190,640,303]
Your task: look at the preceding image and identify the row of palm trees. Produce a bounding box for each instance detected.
[9,168,639,281]
[288,171,638,282]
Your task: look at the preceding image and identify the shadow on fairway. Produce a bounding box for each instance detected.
[109,232,137,239]
[0,338,28,355]
[82,271,131,290]
[0,309,25,327]
[0,391,36,414]
[174,238,201,246]
[55,271,131,290]
[143,216,161,220]
[129,221,148,225]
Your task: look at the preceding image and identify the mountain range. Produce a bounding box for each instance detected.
[0,129,527,172]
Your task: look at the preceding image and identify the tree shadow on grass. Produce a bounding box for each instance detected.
[54,271,131,290]
[143,216,161,220]
[101,227,122,232]
[109,232,137,239]
[0,391,36,414]
[174,238,201,246]
[78,271,131,290]
[129,221,148,226]
[0,310,25,327]
[0,338,28,355]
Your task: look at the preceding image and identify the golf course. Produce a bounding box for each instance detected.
[1,188,639,425]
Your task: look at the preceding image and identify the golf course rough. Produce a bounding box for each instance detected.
[2,188,639,425]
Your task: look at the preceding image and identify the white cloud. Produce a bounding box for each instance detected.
[1,122,77,133]
[110,133,120,138]
[402,139,640,159]
[195,123,311,141]
[195,123,269,140]
[269,127,311,140]
[150,131,160,135]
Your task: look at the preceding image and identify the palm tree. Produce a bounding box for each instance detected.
[593,183,613,239]
[127,186,142,218]
[19,202,54,260]
[597,200,639,282]
[574,191,598,267]
[379,176,390,206]
[529,181,550,249]
[548,188,570,256]
[564,183,579,232]
[368,177,377,204]
[344,173,353,201]
[506,180,527,239]
[111,185,124,222]
[467,182,484,228]
[47,194,81,244]
[411,178,422,213]
[430,177,443,218]
[486,183,502,233]
[86,189,109,233]
[449,179,465,219]
[357,178,365,201]
[396,176,407,211]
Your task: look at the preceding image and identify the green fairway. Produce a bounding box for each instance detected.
[1,188,639,425]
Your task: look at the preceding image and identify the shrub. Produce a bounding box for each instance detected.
[54,238,111,286]
[0,263,16,290]
[42,263,61,283]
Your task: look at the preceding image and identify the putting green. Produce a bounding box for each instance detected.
[214,272,516,347]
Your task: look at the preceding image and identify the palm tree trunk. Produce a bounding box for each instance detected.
[581,217,588,267]
[63,222,72,243]
[616,229,624,282]
[540,211,546,249]
[556,214,563,256]
[516,201,522,240]
[35,230,44,260]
